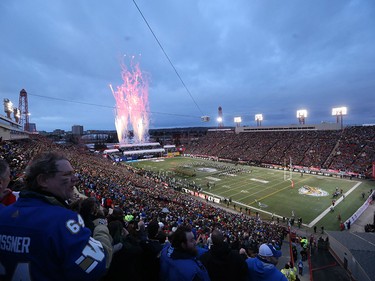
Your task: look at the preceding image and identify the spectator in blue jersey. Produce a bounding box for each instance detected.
[0,152,112,281]
[245,243,287,281]
[160,224,211,281]
[0,159,17,208]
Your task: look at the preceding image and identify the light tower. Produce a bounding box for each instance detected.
[332,107,347,130]
[234,116,242,127]
[255,114,263,127]
[297,109,307,125]
[217,106,223,128]
[18,89,30,131]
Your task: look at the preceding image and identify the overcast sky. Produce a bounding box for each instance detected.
[1,0,374,132]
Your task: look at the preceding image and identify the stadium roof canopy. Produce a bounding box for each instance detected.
[326,231,375,281]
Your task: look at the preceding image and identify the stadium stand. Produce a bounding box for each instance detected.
[1,125,374,280]
[185,125,375,178]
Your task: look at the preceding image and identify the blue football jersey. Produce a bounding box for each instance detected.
[0,194,107,281]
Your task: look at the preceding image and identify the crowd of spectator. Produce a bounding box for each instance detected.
[2,126,373,280]
[185,125,375,177]
[1,136,289,280]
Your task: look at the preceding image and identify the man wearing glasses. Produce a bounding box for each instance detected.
[0,152,112,281]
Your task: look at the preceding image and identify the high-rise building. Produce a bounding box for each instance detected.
[72,125,84,135]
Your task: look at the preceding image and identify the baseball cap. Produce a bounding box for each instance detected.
[259,243,282,258]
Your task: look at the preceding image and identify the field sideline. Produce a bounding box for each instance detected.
[129,156,374,231]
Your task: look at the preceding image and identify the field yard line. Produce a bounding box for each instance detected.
[307,181,362,228]
[215,175,263,196]
[233,200,274,217]
[249,184,292,204]
[235,179,291,201]
[227,184,292,210]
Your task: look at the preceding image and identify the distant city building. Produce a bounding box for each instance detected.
[72,125,84,135]
[53,129,65,135]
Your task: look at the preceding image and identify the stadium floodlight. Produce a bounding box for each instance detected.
[296,109,307,125]
[217,116,223,128]
[332,107,347,129]
[217,106,223,128]
[255,114,263,127]
[3,98,13,119]
[13,108,21,123]
[234,117,242,127]
[332,107,347,116]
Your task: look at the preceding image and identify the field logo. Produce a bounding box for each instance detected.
[250,178,269,184]
[299,185,328,197]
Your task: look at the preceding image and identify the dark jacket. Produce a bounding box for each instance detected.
[101,235,143,281]
[199,242,248,281]
[139,238,163,281]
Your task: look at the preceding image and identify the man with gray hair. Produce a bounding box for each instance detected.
[0,152,112,281]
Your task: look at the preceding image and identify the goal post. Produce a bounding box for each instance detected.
[283,157,293,181]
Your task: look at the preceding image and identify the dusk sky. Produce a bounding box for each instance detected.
[1,0,374,132]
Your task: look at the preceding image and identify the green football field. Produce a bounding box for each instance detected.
[128,156,374,231]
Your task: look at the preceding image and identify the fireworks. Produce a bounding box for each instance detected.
[110,57,149,144]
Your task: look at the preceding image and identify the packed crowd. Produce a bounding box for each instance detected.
[1,137,293,280]
[2,126,374,280]
[186,125,375,177]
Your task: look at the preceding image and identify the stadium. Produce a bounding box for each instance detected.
[1,92,375,280]
[2,1,375,280]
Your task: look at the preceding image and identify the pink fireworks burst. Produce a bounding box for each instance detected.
[110,56,150,144]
